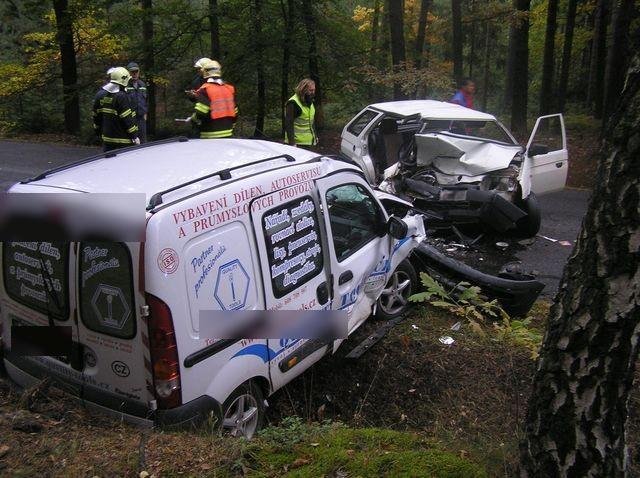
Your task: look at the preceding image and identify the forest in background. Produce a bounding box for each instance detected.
[0,0,638,143]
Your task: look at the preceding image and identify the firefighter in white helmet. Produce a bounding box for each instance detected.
[92,67,140,151]
[186,59,238,138]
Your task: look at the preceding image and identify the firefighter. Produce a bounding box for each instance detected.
[284,78,318,148]
[93,67,140,152]
[186,60,238,139]
[125,62,148,142]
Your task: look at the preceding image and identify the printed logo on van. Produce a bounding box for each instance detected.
[111,360,130,377]
[157,248,179,274]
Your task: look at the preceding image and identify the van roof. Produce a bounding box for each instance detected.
[369,100,496,121]
[12,139,331,205]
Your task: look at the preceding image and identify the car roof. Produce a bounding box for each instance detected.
[11,139,349,205]
[368,100,497,121]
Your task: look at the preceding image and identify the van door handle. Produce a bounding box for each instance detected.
[555,162,563,168]
[338,270,353,285]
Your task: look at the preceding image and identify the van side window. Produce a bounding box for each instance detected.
[347,110,378,136]
[262,196,324,299]
[78,242,136,339]
[326,184,382,262]
[2,242,69,320]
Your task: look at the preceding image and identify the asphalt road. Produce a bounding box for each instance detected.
[0,140,590,298]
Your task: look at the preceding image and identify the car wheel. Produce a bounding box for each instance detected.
[221,380,265,439]
[514,192,541,238]
[376,260,417,320]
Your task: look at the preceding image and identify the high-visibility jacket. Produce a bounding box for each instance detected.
[285,94,317,146]
[92,85,138,148]
[190,80,238,139]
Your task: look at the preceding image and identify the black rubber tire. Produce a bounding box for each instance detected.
[375,259,418,320]
[514,192,541,238]
[220,380,265,439]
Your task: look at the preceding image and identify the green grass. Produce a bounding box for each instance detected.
[246,424,487,477]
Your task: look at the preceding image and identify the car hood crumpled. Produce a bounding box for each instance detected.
[415,133,522,177]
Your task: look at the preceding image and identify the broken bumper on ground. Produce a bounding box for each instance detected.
[410,243,544,317]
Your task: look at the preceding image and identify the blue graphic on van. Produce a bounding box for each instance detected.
[392,237,410,255]
[232,339,300,363]
[214,259,250,310]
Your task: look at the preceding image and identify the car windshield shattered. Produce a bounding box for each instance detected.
[420,119,516,145]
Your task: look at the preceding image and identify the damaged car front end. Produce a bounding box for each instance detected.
[341,101,568,237]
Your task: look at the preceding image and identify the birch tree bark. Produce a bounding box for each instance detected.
[520,54,640,477]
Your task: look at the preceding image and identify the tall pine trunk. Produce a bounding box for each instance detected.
[52,0,80,135]
[520,52,640,478]
[141,0,155,137]
[253,0,265,137]
[387,0,407,100]
[451,0,463,83]
[587,0,608,118]
[602,0,635,124]
[539,0,558,115]
[556,0,577,113]
[481,21,491,111]
[507,0,531,136]
[302,0,322,127]
[280,0,293,138]
[208,0,220,60]
[414,0,431,70]
[467,0,476,79]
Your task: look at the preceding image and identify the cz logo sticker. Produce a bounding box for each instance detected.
[111,361,130,377]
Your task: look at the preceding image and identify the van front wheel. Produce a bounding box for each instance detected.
[376,260,417,320]
[221,381,265,439]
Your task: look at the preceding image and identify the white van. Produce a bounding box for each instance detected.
[0,138,423,437]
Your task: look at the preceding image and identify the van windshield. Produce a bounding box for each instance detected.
[2,242,69,320]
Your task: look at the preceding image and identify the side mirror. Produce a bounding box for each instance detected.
[387,216,408,240]
[528,143,550,157]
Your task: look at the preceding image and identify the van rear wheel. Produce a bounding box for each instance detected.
[221,381,265,439]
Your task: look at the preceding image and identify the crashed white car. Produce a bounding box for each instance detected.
[340,100,568,237]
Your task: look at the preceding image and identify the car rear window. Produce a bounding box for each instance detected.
[2,242,69,320]
[347,110,378,136]
[78,242,136,339]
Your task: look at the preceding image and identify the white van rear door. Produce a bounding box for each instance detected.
[525,114,569,196]
[315,173,391,334]
[250,182,332,391]
[75,242,150,407]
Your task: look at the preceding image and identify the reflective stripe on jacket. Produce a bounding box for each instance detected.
[285,94,317,146]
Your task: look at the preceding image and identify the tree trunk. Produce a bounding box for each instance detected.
[451,0,463,83]
[141,0,155,137]
[387,0,407,100]
[481,21,491,111]
[253,0,265,137]
[602,0,635,124]
[539,0,558,115]
[519,53,640,478]
[556,0,577,113]
[467,0,476,79]
[301,0,322,127]
[414,0,431,70]
[208,0,220,60]
[280,0,294,138]
[52,0,80,135]
[371,0,380,63]
[507,0,531,136]
[587,0,609,118]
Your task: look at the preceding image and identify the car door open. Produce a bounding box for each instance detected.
[526,114,568,195]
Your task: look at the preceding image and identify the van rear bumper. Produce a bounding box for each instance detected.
[3,354,221,429]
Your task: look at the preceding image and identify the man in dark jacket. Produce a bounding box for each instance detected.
[93,67,139,152]
[125,62,148,142]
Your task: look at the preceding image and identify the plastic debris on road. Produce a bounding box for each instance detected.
[411,324,419,330]
[495,241,509,250]
[451,321,462,331]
